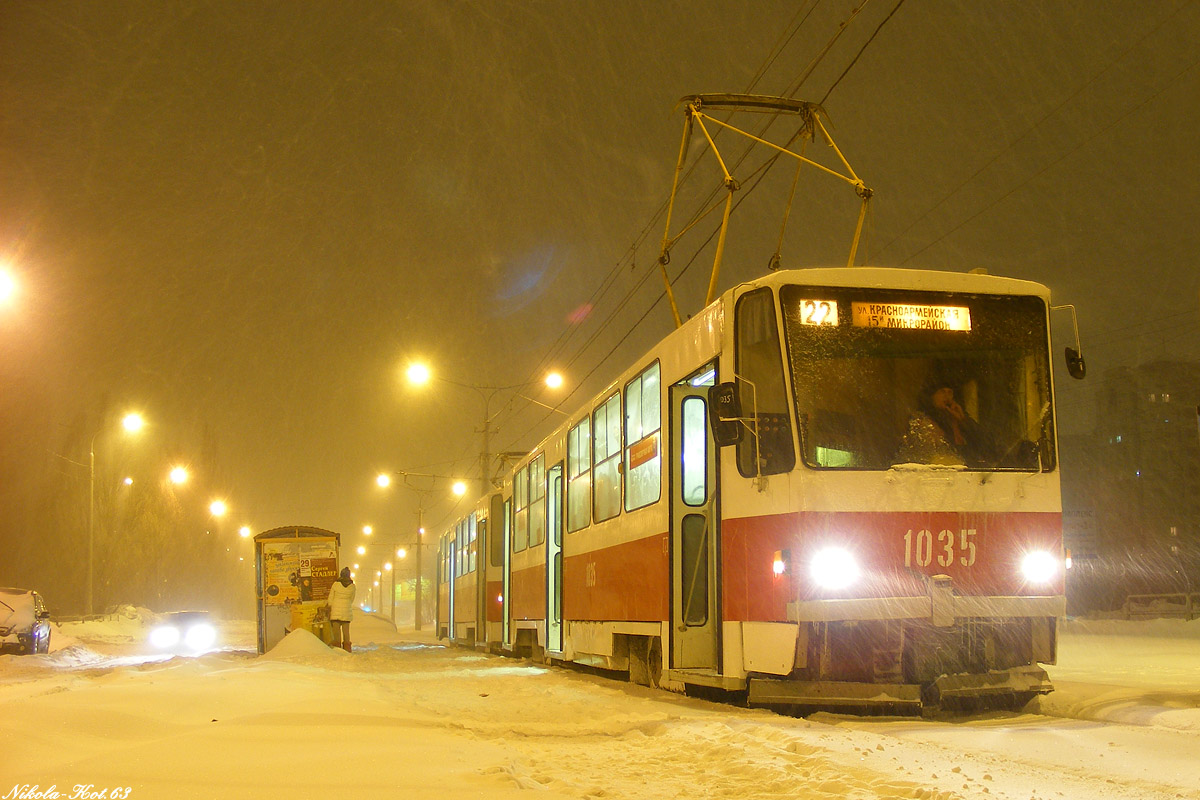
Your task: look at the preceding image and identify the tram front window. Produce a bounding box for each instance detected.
[780,285,1055,472]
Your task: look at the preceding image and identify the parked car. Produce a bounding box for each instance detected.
[148,610,218,654]
[0,588,52,654]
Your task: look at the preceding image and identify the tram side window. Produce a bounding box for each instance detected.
[454,521,461,575]
[529,454,546,547]
[593,392,622,522]
[489,494,505,566]
[514,464,529,553]
[567,417,591,532]
[625,361,662,511]
[735,288,797,477]
[459,520,467,575]
[468,513,477,573]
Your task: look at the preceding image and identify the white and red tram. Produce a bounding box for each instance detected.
[437,266,1072,711]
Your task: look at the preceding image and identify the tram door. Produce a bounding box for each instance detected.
[446,538,456,640]
[476,514,488,646]
[546,463,564,652]
[502,497,513,647]
[669,385,719,670]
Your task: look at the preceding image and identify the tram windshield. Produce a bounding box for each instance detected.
[779,285,1055,472]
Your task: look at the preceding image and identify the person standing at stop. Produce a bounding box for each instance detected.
[326,567,356,652]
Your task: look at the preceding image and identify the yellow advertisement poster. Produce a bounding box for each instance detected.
[263,539,337,606]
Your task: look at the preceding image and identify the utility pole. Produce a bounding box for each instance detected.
[415,506,424,631]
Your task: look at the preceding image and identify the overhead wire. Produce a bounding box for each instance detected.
[496,5,902,454]
[466,2,901,480]
[483,2,841,447]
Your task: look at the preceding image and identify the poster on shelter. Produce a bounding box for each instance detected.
[263,539,337,605]
[262,543,300,605]
[300,541,338,601]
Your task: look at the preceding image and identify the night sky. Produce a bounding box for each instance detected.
[2,1,1198,602]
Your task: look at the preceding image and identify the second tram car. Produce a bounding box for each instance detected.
[437,266,1070,712]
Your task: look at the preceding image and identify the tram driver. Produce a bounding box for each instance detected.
[895,378,1000,468]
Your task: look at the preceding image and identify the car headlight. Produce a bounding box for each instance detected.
[184,623,217,651]
[1020,550,1059,584]
[149,625,181,649]
[810,547,860,590]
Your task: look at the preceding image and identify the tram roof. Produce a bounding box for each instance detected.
[736,267,1052,299]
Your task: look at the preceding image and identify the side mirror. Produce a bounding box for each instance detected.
[708,382,742,447]
[1064,346,1086,380]
[36,609,51,620]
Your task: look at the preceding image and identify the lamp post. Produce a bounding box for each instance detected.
[87,412,145,616]
[376,470,469,631]
[405,364,565,497]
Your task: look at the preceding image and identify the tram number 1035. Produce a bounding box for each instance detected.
[903,528,978,568]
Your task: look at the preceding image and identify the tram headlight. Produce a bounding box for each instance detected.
[810,547,860,590]
[1020,550,1059,584]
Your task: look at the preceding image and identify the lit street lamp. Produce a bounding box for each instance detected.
[405,363,565,496]
[88,412,146,616]
[375,469,467,631]
[0,267,17,307]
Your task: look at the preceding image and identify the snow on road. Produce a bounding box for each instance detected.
[1,611,1197,800]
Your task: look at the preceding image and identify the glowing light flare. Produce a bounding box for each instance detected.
[123,477,133,486]
[566,303,592,325]
[239,526,251,538]
[149,625,180,649]
[397,548,407,559]
[209,500,227,517]
[122,413,146,433]
[1020,550,1059,584]
[406,362,431,385]
[169,466,189,485]
[0,269,17,306]
[356,546,366,555]
[452,481,467,496]
[184,623,217,652]
[544,371,564,389]
[384,562,392,571]
[363,525,373,535]
[376,474,391,488]
[810,547,861,591]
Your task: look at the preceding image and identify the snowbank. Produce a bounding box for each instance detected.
[259,628,343,659]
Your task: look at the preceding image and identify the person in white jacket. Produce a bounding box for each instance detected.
[326,567,356,652]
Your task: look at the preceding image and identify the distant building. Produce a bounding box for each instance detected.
[1059,360,1200,610]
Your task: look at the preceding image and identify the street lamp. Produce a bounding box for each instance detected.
[375,469,468,631]
[169,466,189,485]
[209,499,228,517]
[0,267,17,307]
[87,412,146,616]
[405,363,566,496]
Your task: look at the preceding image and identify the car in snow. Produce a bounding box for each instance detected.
[148,610,219,654]
[0,587,52,655]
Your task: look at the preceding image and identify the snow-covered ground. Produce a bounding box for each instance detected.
[1,610,1197,800]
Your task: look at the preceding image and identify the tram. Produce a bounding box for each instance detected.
[437,265,1081,712]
